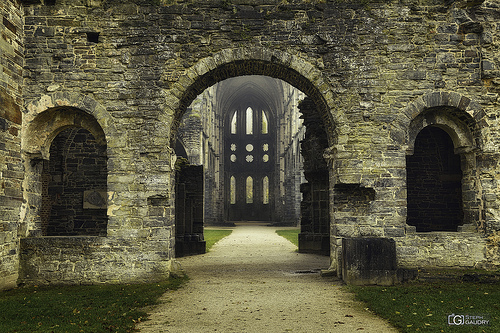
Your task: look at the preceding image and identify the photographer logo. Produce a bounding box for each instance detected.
[447,314,490,326]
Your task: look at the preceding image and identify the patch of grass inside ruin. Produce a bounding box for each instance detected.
[351,277,500,332]
[0,276,187,333]
[276,228,299,248]
[204,229,232,251]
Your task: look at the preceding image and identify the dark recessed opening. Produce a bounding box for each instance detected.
[407,126,463,232]
[44,0,56,5]
[86,32,100,43]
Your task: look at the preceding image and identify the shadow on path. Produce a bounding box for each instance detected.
[137,223,397,332]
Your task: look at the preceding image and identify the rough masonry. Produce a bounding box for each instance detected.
[1,0,500,287]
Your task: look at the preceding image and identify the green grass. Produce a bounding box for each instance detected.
[351,279,500,332]
[204,229,232,251]
[276,228,299,248]
[0,276,187,333]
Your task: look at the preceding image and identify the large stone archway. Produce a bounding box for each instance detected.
[164,48,338,255]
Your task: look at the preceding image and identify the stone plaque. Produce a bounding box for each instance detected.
[83,190,107,209]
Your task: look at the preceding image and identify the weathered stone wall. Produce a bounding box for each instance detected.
[280,83,305,226]
[19,236,178,285]
[398,232,486,269]
[0,0,23,290]
[3,0,500,286]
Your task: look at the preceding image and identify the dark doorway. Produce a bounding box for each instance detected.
[406,126,463,232]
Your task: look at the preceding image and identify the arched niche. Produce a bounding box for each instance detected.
[22,106,108,237]
[406,102,483,233]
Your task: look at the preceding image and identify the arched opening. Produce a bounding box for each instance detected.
[23,107,108,237]
[407,126,463,232]
[171,54,334,257]
[42,128,108,236]
[405,102,482,233]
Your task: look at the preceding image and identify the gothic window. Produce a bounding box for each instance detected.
[231,112,237,134]
[246,107,253,135]
[230,176,236,204]
[246,176,253,203]
[263,176,269,204]
[225,104,274,221]
[262,110,268,134]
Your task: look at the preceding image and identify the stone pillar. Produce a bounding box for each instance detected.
[0,1,23,290]
[298,97,330,255]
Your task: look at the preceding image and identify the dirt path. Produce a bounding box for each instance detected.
[137,224,397,332]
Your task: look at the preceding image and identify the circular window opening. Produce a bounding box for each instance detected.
[230,154,237,162]
[246,144,254,152]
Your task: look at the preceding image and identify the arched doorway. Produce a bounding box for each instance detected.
[168,49,336,257]
[405,102,482,234]
[406,126,463,231]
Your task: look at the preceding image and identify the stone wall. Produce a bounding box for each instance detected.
[299,97,330,255]
[0,0,23,290]
[19,236,177,285]
[280,83,305,226]
[2,0,500,287]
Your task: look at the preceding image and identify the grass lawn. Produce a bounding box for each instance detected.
[0,276,187,333]
[276,228,299,248]
[351,276,500,332]
[204,229,232,251]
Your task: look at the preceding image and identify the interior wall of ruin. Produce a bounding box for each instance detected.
[178,78,304,226]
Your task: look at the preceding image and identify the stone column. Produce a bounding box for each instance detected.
[298,97,330,255]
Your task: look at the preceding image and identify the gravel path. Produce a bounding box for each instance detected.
[137,223,397,333]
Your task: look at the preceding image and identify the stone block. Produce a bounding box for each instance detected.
[342,237,397,286]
